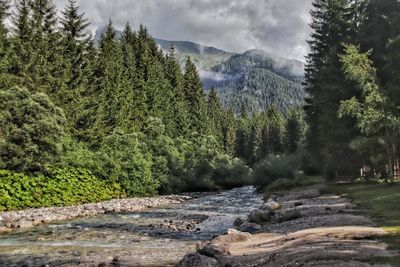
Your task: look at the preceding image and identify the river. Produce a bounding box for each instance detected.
[0,186,262,267]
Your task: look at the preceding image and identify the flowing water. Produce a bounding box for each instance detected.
[0,187,262,267]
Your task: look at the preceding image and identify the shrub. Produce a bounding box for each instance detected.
[0,87,66,172]
[252,153,301,189]
[0,168,123,211]
[213,155,252,189]
[96,129,157,197]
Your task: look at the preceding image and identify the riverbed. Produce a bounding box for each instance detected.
[0,187,262,267]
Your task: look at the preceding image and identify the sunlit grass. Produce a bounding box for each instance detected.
[324,180,400,266]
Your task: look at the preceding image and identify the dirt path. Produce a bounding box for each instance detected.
[178,185,397,267]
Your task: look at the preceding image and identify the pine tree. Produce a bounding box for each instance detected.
[29,0,64,95]
[221,109,236,154]
[207,87,224,144]
[165,44,189,137]
[183,57,208,134]
[118,22,139,132]
[235,107,251,161]
[284,110,305,153]
[10,0,32,88]
[304,0,362,177]
[0,0,13,88]
[94,20,126,138]
[60,0,91,91]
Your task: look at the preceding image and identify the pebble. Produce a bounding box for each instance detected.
[0,195,191,233]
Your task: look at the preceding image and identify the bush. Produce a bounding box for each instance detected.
[213,155,252,189]
[252,154,301,189]
[0,87,66,172]
[0,168,123,211]
[96,129,157,197]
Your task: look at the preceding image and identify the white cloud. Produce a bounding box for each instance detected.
[53,0,313,61]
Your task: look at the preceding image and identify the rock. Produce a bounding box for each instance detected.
[239,222,262,233]
[260,199,281,212]
[177,253,219,267]
[212,229,252,243]
[15,220,33,229]
[294,201,303,207]
[0,226,12,234]
[248,210,272,224]
[277,210,301,223]
[233,217,245,227]
[199,243,231,257]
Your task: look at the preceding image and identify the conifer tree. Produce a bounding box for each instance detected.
[183,57,208,134]
[29,0,64,95]
[95,20,126,137]
[118,23,139,132]
[304,0,362,177]
[0,0,13,87]
[207,87,224,144]
[165,45,189,136]
[284,110,305,153]
[10,0,32,88]
[60,0,91,91]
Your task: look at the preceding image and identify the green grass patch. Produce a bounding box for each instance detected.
[324,180,400,266]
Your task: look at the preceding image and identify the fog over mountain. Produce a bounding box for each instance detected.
[53,0,313,62]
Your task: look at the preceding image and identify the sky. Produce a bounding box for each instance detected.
[52,0,313,62]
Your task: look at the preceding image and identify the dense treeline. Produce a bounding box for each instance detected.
[304,0,400,181]
[0,0,306,210]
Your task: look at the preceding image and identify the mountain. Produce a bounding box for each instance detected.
[94,28,305,113]
[203,49,305,113]
[94,28,234,69]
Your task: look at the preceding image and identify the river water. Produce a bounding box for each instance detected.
[0,187,262,267]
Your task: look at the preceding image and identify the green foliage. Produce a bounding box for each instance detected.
[339,44,400,180]
[96,129,157,197]
[0,87,66,172]
[252,154,301,189]
[0,168,122,211]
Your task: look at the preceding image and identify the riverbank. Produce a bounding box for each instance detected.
[178,183,399,267]
[0,195,191,234]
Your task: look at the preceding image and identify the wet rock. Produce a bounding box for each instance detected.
[260,199,281,212]
[233,217,245,227]
[276,210,302,223]
[177,252,219,267]
[16,220,33,229]
[239,222,262,233]
[0,194,191,233]
[294,201,303,207]
[112,256,121,263]
[212,229,252,243]
[248,210,272,224]
[199,242,231,257]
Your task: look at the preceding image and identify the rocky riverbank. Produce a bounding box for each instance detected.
[178,185,396,267]
[0,195,191,234]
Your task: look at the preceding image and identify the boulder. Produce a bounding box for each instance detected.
[238,222,262,233]
[176,253,219,267]
[212,229,252,243]
[248,210,272,224]
[198,242,230,257]
[260,199,281,212]
[277,210,301,223]
[233,217,245,227]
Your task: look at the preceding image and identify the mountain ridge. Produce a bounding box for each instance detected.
[94,27,305,113]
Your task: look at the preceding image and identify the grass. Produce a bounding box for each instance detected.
[323,180,400,266]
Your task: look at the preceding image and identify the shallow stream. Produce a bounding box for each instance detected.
[0,187,262,267]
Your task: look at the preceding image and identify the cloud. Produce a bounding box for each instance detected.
[53,0,313,61]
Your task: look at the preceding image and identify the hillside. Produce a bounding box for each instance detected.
[95,28,305,113]
[204,50,305,113]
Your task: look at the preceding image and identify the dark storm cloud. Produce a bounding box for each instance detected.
[53,0,313,61]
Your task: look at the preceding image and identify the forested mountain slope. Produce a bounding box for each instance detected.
[95,28,305,113]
